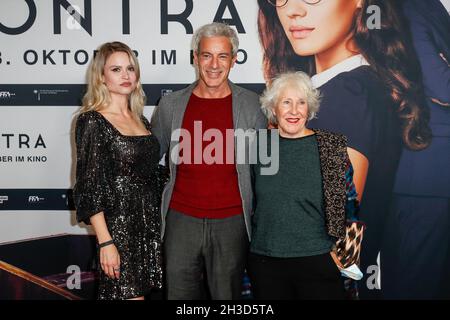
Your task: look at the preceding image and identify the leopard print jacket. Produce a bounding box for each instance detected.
[313,129,355,241]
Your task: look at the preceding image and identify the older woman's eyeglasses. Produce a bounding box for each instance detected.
[266,0,322,7]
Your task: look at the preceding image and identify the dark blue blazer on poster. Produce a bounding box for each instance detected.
[394,0,450,197]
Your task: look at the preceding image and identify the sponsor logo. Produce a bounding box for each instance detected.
[161,89,173,96]
[0,195,8,204]
[28,196,45,203]
[0,91,15,99]
[33,89,69,101]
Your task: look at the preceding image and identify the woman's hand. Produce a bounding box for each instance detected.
[89,212,120,279]
[100,244,121,279]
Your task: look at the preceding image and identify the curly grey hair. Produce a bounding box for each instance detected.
[192,22,239,56]
[260,71,321,125]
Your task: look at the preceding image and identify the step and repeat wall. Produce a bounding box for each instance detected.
[1,0,449,299]
[0,0,264,243]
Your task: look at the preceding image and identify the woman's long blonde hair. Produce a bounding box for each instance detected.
[80,42,146,120]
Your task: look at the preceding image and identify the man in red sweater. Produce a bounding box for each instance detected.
[151,22,267,299]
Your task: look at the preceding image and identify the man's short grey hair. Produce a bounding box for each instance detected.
[192,22,239,56]
[260,71,321,125]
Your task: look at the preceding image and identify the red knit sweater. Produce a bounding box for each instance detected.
[169,93,243,218]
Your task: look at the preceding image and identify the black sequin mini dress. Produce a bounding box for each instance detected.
[73,110,167,300]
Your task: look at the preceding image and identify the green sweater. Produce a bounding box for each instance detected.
[250,133,334,258]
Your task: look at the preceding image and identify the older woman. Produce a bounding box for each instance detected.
[247,71,361,300]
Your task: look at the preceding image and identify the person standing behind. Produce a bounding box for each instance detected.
[151,22,267,300]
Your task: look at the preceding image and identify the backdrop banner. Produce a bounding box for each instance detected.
[1,0,449,300]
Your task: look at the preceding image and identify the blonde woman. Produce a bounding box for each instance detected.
[73,42,166,300]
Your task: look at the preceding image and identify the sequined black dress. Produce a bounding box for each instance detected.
[73,111,167,300]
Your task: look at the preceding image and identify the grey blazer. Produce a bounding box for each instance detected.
[151,81,268,240]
